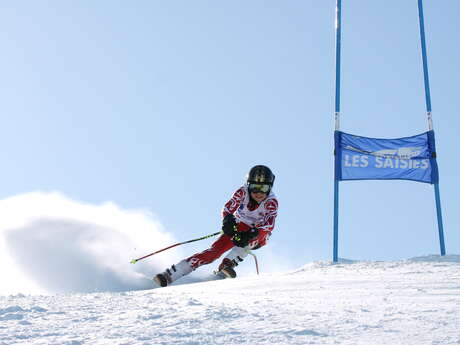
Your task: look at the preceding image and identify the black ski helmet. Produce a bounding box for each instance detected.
[246,165,275,187]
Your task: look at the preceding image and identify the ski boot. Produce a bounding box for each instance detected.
[216,245,252,278]
[217,258,237,278]
[154,260,193,287]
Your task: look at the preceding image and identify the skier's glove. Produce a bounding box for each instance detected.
[222,214,237,236]
[232,228,259,247]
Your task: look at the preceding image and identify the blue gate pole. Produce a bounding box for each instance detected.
[333,180,339,262]
[434,183,446,255]
[417,0,446,256]
[333,0,342,263]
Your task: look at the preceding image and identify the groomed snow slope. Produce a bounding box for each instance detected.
[1,255,459,345]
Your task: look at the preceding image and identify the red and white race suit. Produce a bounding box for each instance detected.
[186,185,278,269]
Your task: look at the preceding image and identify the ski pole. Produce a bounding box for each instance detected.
[246,250,260,275]
[130,231,222,264]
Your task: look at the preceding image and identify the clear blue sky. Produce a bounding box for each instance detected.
[1,1,459,264]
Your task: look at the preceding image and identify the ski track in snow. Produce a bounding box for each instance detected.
[1,256,460,345]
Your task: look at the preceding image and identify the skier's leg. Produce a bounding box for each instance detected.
[221,246,249,267]
[186,235,234,269]
[154,235,234,287]
[154,259,193,287]
[217,237,266,278]
[217,246,247,278]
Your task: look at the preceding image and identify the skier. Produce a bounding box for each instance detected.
[154,165,278,287]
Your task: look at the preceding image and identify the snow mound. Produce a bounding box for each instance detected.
[407,254,460,263]
[289,254,460,276]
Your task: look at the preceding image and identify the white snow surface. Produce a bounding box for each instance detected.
[1,193,459,344]
[1,255,460,345]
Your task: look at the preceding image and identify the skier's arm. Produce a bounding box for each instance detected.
[254,198,278,241]
[222,187,246,217]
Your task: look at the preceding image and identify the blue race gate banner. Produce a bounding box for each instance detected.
[335,130,438,184]
[331,0,446,261]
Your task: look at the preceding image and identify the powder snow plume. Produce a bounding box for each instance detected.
[0,192,184,295]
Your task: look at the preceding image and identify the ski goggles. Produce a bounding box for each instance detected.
[248,183,271,194]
